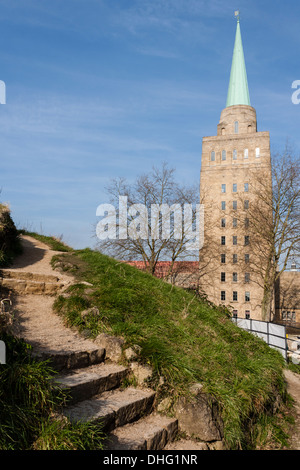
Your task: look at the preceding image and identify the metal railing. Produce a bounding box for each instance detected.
[232,317,288,360]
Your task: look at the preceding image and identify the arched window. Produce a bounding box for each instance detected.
[233,149,237,160]
[211,151,215,161]
[234,121,239,134]
[222,150,226,161]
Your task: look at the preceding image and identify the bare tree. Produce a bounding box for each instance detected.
[237,145,300,321]
[96,162,201,275]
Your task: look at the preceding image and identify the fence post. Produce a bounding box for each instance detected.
[0,340,6,364]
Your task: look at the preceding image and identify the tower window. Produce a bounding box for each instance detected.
[233,254,238,264]
[244,200,249,209]
[245,218,249,228]
[221,201,226,210]
[233,218,237,227]
[233,272,238,282]
[221,291,226,301]
[221,218,226,228]
[233,149,237,160]
[233,310,238,318]
[211,151,215,161]
[244,149,248,159]
[233,201,237,210]
[244,236,250,246]
[222,150,227,161]
[245,254,250,263]
[221,184,226,193]
[233,236,237,245]
[233,291,238,301]
[244,183,249,192]
[221,272,226,282]
[256,148,260,158]
[245,273,250,283]
[245,310,250,319]
[245,292,250,302]
[234,121,239,134]
[221,254,226,264]
[233,183,237,193]
[221,236,226,245]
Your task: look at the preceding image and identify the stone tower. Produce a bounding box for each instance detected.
[199,15,272,320]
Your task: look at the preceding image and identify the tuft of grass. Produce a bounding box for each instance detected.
[33,418,105,450]
[0,333,106,450]
[0,206,22,267]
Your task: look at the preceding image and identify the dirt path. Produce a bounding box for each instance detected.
[6,235,99,356]
[4,235,73,279]
[284,369,300,450]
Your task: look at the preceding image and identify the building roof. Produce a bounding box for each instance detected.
[124,261,199,277]
[226,17,251,108]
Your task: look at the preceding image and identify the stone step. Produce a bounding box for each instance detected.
[64,387,156,432]
[0,278,64,295]
[1,270,60,283]
[105,413,178,451]
[164,438,209,450]
[34,347,106,371]
[54,363,129,404]
[0,270,67,295]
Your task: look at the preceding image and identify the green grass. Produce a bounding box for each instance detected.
[0,206,22,267]
[51,248,289,450]
[18,230,73,252]
[0,333,106,450]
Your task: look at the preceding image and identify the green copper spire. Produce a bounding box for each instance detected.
[226,14,251,107]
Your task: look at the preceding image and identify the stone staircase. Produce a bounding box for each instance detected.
[1,236,219,451]
[44,346,179,451]
[0,270,67,295]
[0,263,179,450]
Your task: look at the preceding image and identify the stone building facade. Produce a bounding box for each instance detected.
[126,17,299,325]
[275,267,300,325]
[198,17,273,321]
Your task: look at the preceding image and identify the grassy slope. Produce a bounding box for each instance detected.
[0,205,22,267]
[49,246,289,450]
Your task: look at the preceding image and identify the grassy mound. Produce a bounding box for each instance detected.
[51,248,290,450]
[0,204,22,267]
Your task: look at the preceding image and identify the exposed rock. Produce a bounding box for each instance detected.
[124,344,142,361]
[130,362,153,386]
[157,397,173,414]
[174,386,224,443]
[81,307,100,318]
[208,440,226,450]
[95,333,125,362]
[164,439,209,450]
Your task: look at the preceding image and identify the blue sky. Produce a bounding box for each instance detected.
[1,0,299,249]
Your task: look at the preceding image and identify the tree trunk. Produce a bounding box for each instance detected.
[261,285,274,322]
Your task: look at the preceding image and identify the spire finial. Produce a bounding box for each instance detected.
[235,10,240,23]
